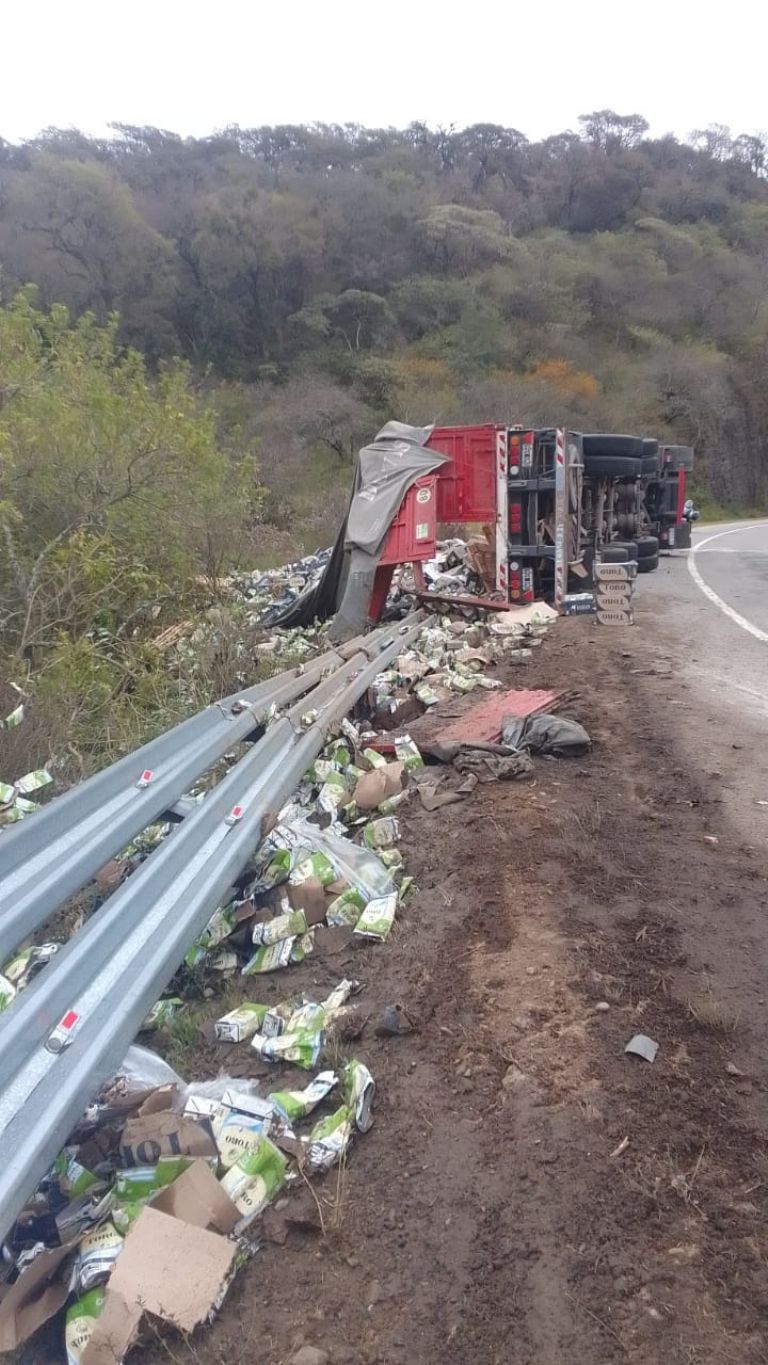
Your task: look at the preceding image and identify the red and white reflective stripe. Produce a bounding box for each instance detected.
[136,769,153,789]
[46,1009,81,1053]
[495,428,509,597]
[554,427,566,608]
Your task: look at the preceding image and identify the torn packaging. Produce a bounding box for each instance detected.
[75,1168,239,1361]
[119,1111,218,1168]
[0,1241,74,1350]
[81,1205,237,1361]
[353,762,406,811]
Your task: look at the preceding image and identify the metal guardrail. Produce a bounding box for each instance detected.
[0,625,396,963]
[0,613,429,1243]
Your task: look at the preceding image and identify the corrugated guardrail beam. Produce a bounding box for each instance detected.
[0,645,379,1091]
[0,622,400,963]
[0,613,429,1243]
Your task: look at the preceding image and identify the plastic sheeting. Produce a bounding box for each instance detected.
[272,422,448,636]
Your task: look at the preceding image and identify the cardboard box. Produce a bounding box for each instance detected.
[596,579,634,598]
[594,561,637,582]
[82,1178,240,1363]
[119,1110,218,1168]
[596,592,635,611]
[562,593,596,616]
[0,1242,74,1350]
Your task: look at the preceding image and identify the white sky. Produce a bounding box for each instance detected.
[2,0,765,146]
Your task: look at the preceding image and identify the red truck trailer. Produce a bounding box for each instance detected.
[370,425,696,621]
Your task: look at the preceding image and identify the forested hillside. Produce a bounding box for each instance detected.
[2,112,768,517]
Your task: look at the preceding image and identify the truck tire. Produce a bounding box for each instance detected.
[642,438,659,458]
[601,546,629,563]
[636,535,659,559]
[583,454,643,478]
[638,553,660,573]
[582,434,644,459]
[611,540,638,559]
[642,452,660,475]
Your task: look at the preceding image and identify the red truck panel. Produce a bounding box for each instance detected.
[427,424,499,524]
[378,476,437,565]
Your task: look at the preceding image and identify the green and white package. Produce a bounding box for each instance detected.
[242,938,296,974]
[322,979,357,1015]
[290,850,335,887]
[284,999,326,1033]
[54,1149,100,1199]
[353,893,397,941]
[379,847,404,873]
[216,1110,272,1170]
[15,768,53,794]
[215,1002,268,1042]
[112,1157,190,1232]
[0,974,15,1012]
[394,735,424,771]
[329,741,351,769]
[4,703,24,729]
[251,1028,322,1070]
[219,1134,286,1228]
[326,887,365,928]
[363,817,400,850]
[268,1070,337,1123]
[343,1059,375,1132]
[251,910,306,946]
[308,758,336,783]
[377,790,409,816]
[362,747,387,769]
[261,997,301,1038]
[290,929,315,964]
[317,770,348,814]
[3,943,59,990]
[142,997,183,1030]
[185,903,236,968]
[66,1288,105,1365]
[305,1105,354,1173]
[71,1220,124,1294]
[414,681,441,706]
[0,782,15,806]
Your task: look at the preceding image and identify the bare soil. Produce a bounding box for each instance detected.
[31,604,768,1365]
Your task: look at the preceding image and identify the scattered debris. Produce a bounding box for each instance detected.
[0,559,578,1359]
[624,1034,659,1063]
[609,1136,630,1158]
[501,713,591,758]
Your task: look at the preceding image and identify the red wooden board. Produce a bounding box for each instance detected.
[426,687,558,744]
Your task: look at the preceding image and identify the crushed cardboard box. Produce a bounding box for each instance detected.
[82,1193,239,1361]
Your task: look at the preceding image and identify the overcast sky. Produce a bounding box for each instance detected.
[2,0,765,146]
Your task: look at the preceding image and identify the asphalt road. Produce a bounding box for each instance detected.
[643,519,768,725]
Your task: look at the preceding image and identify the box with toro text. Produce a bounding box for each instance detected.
[595,560,637,582]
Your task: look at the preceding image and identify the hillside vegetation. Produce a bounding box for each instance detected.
[1,112,767,773]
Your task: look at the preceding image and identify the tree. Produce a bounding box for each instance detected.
[0,292,261,658]
[0,156,175,355]
[579,110,649,153]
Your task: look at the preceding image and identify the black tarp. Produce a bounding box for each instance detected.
[272,421,448,635]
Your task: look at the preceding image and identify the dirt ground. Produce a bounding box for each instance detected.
[28,585,768,1365]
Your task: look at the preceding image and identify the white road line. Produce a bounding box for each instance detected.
[688,523,768,643]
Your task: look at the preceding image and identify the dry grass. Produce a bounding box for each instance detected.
[688,978,741,1034]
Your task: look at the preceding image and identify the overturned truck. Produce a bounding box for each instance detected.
[278,422,695,637]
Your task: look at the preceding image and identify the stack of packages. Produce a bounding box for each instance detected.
[594,559,637,626]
